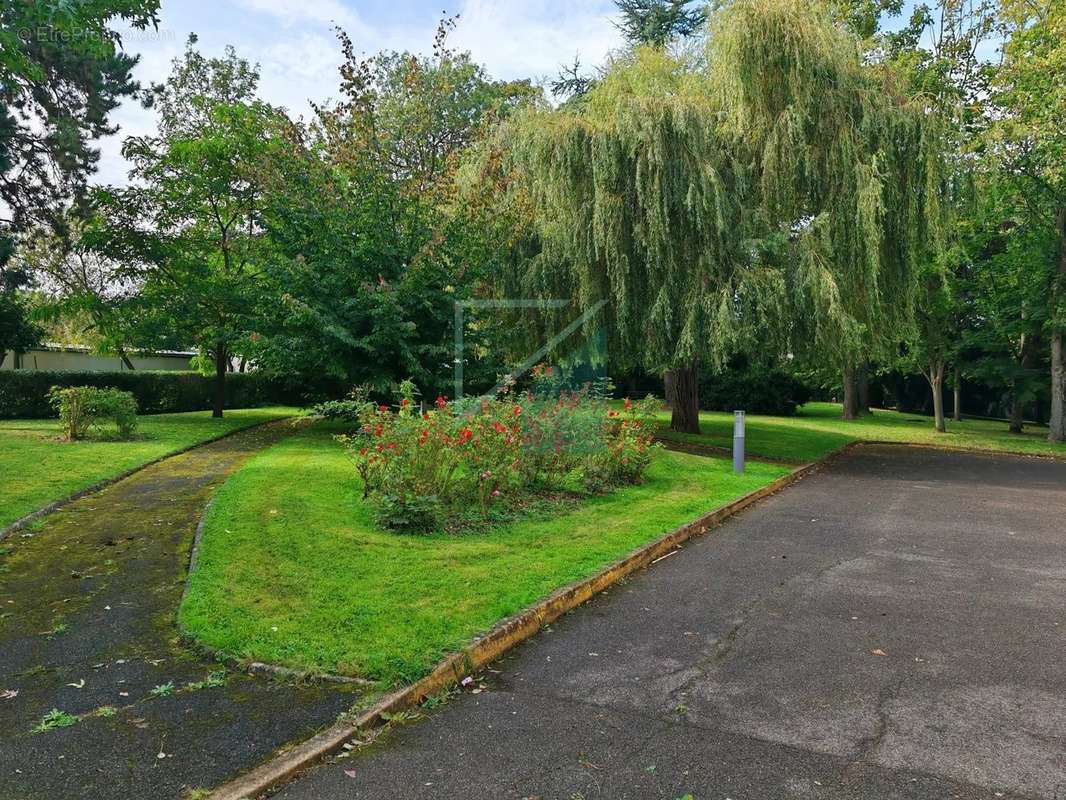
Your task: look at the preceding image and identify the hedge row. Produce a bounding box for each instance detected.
[699,366,812,416]
[0,370,347,419]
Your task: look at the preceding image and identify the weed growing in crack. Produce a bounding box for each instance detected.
[185,671,227,691]
[43,621,68,638]
[33,708,78,733]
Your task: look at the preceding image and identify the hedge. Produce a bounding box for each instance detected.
[0,370,347,419]
[699,366,812,416]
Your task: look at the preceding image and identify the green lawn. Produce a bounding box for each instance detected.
[179,424,790,685]
[0,407,296,529]
[657,401,1066,464]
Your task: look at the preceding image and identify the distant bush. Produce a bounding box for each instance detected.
[0,370,347,419]
[307,390,369,423]
[48,386,139,441]
[699,365,812,416]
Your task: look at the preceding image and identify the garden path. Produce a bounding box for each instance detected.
[0,422,357,800]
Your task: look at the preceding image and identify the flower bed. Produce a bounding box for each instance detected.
[328,371,659,533]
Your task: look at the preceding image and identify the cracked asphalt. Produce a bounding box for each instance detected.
[276,444,1066,800]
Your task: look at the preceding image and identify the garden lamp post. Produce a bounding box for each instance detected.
[733,410,745,473]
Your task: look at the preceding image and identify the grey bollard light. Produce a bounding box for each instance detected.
[733,410,746,473]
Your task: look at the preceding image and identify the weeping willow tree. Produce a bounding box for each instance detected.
[496,49,791,433]
[708,0,946,420]
[490,0,944,431]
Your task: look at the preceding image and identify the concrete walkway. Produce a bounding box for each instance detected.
[0,423,355,800]
[276,445,1066,800]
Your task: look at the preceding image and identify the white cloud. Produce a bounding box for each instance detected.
[233,0,363,30]
[451,0,620,83]
[93,0,623,185]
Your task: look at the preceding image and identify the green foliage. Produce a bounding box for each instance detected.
[180,424,787,681]
[15,218,152,363]
[1,370,342,419]
[0,0,160,263]
[699,363,812,416]
[614,0,706,47]
[657,401,1066,463]
[708,0,945,369]
[337,373,659,533]
[0,266,42,360]
[185,671,227,691]
[986,0,1066,440]
[495,0,944,395]
[91,42,282,416]
[307,393,370,424]
[48,386,138,441]
[245,21,539,398]
[32,708,78,734]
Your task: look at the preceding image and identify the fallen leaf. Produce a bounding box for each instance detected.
[66,679,85,689]
[344,770,357,779]
[1,689,18,701]
[871,649,887,657]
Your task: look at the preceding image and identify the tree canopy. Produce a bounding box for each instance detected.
[492,0,945,432]
[0,0,159,360]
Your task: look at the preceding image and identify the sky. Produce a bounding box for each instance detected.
[99,0,625,185]
[99,0,1000,186]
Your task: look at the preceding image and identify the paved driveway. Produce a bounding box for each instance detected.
[277,445,1066,800]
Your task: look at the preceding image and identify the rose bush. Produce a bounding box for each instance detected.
[334,373,660,533]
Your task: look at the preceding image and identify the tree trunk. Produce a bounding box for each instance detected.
[213,343,227,419]
[1050,207,1066,444]
[120,350,135,370]
[0,351,6,368]
[668,364,700,434]
[1010,329,1039,433]
[1009,393,1026,434]
[857,363,872,415]
[952,366,961,422]
[663,371,676,411]
[1051,334,1065,443]
[842,365,859,421]
[928,360,946,433]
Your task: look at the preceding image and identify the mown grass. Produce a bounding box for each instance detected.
[656,401,1066,464]
[0,407,296,528]
[179,424,790,685]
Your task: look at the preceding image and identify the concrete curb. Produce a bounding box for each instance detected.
[207,444,858,800]
[0,414,292,543]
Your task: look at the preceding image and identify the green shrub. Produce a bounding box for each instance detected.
[307,390,369,424]
[699,363,812,416]
[337,371,661,534]
[48,386,139,440]
[0,370,346,419]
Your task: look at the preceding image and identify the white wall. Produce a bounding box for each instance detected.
[0,347,194,372]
